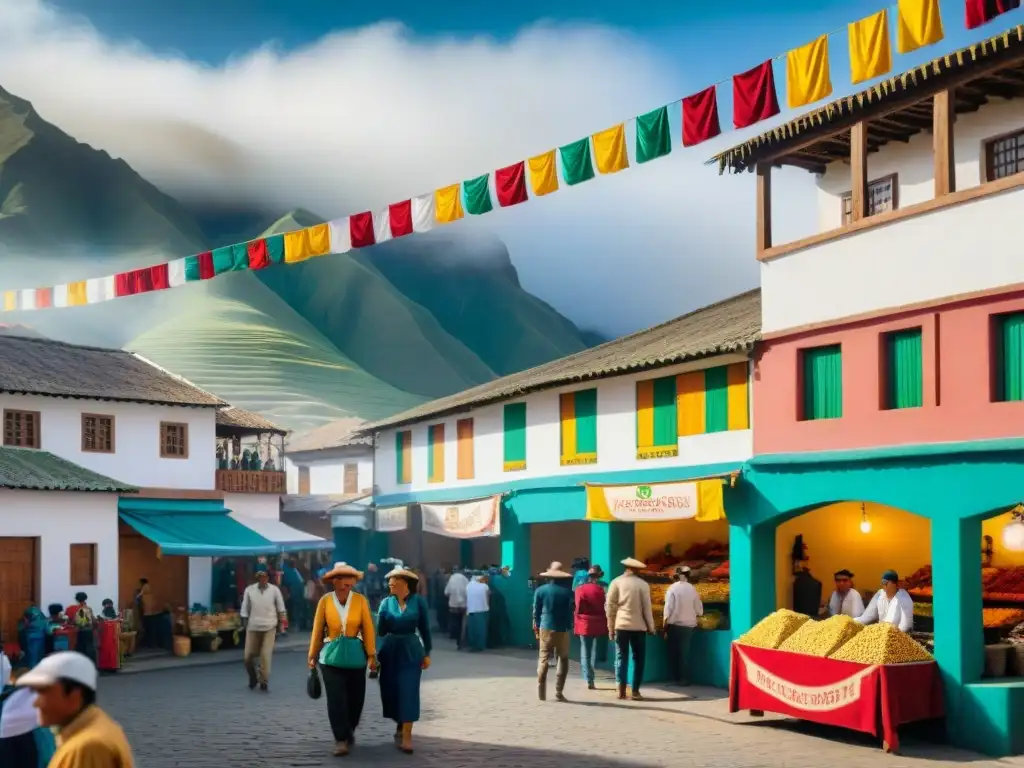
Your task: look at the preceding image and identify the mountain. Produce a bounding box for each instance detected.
[0,84,597,429]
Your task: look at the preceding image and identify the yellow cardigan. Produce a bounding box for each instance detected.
[308,591,377,661]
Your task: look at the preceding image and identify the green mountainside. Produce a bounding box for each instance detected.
[0,85,599,430]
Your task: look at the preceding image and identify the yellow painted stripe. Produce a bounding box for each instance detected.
[457,418,474,480]
[726,363,749,430]
[636,379,654,448]
[429,424,445,483]
[559,392,577,458]
[67,281,88,306]
[400,431,413,483]
[676,372,706,436]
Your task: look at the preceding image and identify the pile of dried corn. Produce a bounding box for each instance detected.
[737,609,810,649]
[830,622,933,664]
[778,615,863,657]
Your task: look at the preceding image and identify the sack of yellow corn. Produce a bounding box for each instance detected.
[737,609,810,649]
[829,622,933,664]
[777,615,863,657]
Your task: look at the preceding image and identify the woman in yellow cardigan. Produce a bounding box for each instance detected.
[308,562,377,757]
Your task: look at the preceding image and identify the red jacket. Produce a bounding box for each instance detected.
[574,582,608,636]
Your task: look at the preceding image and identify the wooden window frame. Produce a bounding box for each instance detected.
[456,417,475,480]
[839,173,899,224]
[3,409,41,449]
[981,127,1024,183]
[81,413,115,453]
[159,421,189,459]
[343,463,358,494]
[69,542,98,586]
[298,466,311,495]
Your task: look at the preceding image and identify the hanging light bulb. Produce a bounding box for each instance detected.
[1002,504,1024,552]
[860,503,872,534]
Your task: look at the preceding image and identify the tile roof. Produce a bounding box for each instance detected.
[216,407,288,435]
[0,447,137,492]
[362,288,761,431]
[0,336,225,407]
[286,417,372,453]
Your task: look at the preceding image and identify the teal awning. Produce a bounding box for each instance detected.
[118,498,278,557]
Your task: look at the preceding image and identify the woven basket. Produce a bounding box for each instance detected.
[172,635,192,657]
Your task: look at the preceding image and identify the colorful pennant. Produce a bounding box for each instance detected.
[849,10,893,84]
[732,60,780,129]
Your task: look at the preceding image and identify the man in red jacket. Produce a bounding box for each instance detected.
[574,566,607,690]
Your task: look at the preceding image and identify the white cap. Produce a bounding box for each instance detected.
[16,651,98,691]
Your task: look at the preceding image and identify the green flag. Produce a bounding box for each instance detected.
[184,254,203,282]
[559,138,595,185]
[265,234,285,265]
[462,174,493,215]
[635,106,672,164]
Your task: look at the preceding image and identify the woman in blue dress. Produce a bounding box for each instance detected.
[377,566,431,754]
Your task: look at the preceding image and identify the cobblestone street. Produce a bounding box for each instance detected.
[102,644,1024,768]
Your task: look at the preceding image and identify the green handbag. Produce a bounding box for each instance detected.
[319,594,368,669]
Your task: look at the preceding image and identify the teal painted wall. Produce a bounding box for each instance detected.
[500,504,532,647]
[332,527,365,568]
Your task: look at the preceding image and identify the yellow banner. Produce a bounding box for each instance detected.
[585,479,725,523]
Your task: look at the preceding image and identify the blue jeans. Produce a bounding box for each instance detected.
[614,630,646,691]
[580,635,599,683]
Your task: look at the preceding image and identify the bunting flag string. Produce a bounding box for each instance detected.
[6,2,1021,313]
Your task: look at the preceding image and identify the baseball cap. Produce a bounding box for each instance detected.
[16,652,98,691]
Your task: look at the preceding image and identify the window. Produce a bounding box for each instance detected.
[636,376,678,459]
[456,418,474,480]
[3,409,40,448]
[704,366,730,433]
[883,328,923,409]
[559,388,597,465]
[840,174,898,224]
[395,430,412,484]
[298,466,311,495]
[81,414,114,453]
[343,463,358,494]
[427,424,445,483]
[994,312,1024,402]
[159,422,188,458]
[503,403,527,472]
[984,129,1024,181]
[800,345,843,420]
[69,543,97,586]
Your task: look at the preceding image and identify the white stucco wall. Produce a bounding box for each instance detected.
[188,557,213,608]
[0,490,120,610]
[223,492,281,520]
[285,448,374,495]
[0,394,217,490]
[374,356,753,499]
[762,99,1024,334]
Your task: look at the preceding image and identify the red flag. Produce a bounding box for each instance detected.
[966,0,1020,28]
[248,239,270,269]
[198,251,215,280]
[682,86,722,147]
[732,60,780,129]
[389,200,414,237]
[114,272,135,297]
[495,162,528,207]
[149,263,170,291]
[349,211,376,249]
[36,288,52,309]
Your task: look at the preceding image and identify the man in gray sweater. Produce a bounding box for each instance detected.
[605,557,655,700]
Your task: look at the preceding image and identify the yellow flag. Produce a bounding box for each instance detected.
[848,10,892,84]
[307,223,331,257]
[528,150,559,196]
[434,184,464,224]
[2,291,15,311]
[897,0,944,54]
[283,229,313,263]
[786,35,832,109]
[67,281,88,306]
[592,124,629,174]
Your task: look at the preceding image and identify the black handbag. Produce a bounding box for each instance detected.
[306,666,322,700]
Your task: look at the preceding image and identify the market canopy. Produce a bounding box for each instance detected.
[229,511,334,552]
[118,498,278,557]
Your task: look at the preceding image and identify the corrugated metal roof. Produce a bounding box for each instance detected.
[0,447,137,492]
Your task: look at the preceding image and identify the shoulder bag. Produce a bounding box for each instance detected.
[319,593,368,669]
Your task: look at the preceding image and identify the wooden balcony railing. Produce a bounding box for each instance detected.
[216,469,287,494]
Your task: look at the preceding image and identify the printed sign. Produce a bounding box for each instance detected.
[735,647,876,712]
[585,482,696,521]
[375,506,409,533]
[420,495,501,538]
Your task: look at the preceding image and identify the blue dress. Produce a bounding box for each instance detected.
[377,594,431,724]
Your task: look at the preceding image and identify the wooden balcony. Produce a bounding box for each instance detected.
[215,469,287,494]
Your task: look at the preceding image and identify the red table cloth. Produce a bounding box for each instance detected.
[729,643,944,751]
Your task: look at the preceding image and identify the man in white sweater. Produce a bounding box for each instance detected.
[605,557,655,701]
[444,569,470,649]
[240,565,287,691]
[856,569,914,632]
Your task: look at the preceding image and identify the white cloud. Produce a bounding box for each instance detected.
[0,0,809,335]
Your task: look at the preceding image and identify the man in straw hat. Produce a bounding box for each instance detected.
[240,564,287,691]
[532,562,574,701]
[606,557,655,700]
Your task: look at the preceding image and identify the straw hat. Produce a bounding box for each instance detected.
[322,562,364,581]
[386,566,420,581]
[621,557,647,570]
[540,561,572,578]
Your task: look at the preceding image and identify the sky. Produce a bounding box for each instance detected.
[0,0,1012,335]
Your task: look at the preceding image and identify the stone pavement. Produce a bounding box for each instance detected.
[101,643,1024,768]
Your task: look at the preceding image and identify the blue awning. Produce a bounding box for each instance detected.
[118,498,278,557]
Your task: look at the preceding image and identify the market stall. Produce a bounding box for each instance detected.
[174,609,244,656]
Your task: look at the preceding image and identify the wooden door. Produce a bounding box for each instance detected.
[343,464,358,494]
[118,524,188,613]
[0,537,37,644]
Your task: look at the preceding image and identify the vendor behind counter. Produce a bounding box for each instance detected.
[856,570,914,632]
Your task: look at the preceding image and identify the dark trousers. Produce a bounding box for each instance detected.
[435,602,449,633]
[142,614,161,648]
[76,629,96,663]
[286,597,304,630]
[614,629,647,692]
[0,731,39,767]
[665,625,695,684]
[449,608,466,647]
[320,664,367,744]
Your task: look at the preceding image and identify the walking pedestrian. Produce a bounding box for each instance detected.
[532,562,574,702]
[240,565,287,692]
[606,557,655,701]
[464,574,490,651]
[308,562,376,757]
[69,593,97,663]
[282,559,306,630]
[443,568,469,649]
[378,566,432,754]
[663,566,703,686]
[15,651,133,767]
[574,565,607,689]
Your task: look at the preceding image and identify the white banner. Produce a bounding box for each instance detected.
[586,481,699,522]
[736,647,877,712]
[421,495,501,539]
[375,506,409,533]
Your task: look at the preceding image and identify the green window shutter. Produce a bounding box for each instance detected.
[395,431,405,485]
[427,426,436,479]
[503,403,527,466]
[802,345,843,419]
[999,313,1024,402]
[574,388,598,454]
[886,328,923,409]
[652,376,677,446]
[704,366,729,432]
